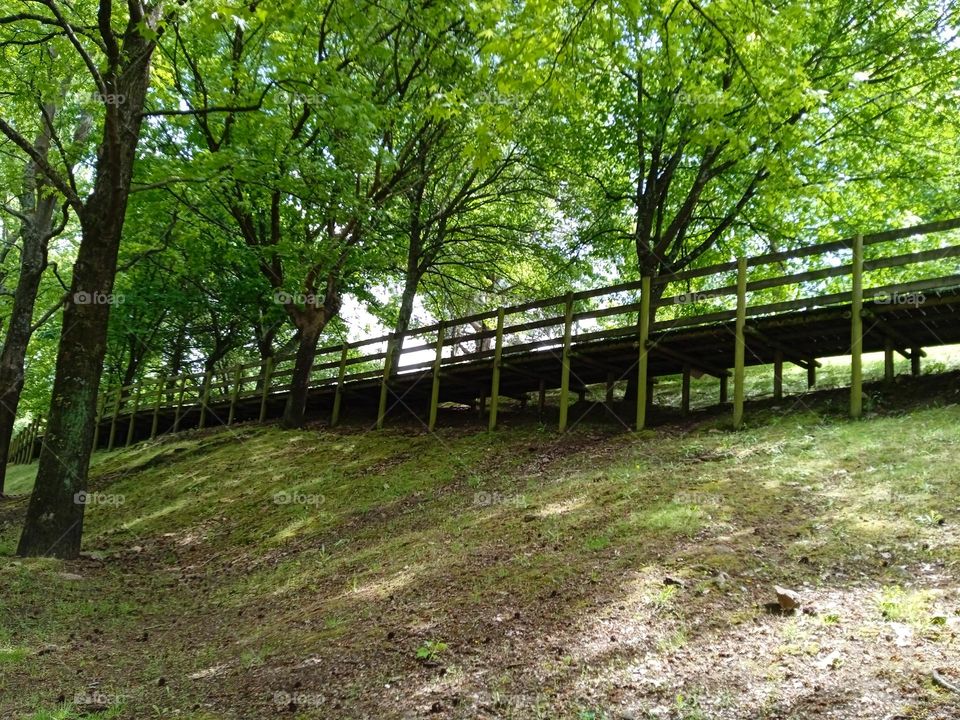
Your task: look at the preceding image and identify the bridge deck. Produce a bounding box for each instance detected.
[104,286,960,442]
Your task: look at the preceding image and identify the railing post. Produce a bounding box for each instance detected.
[173,375,187,432]
[911,347,921,376]
[636,277,651,430]
[107,385,123,451]
[151,376,166,440]
[376,336,395,430]
[331,344,349,427]
[428,324,445,431]
[681,365,691,416]
[558,292,574,432]
[125,382,143,447]
[807,362,816,389]
[488,308,506,431]
[773,350,784,401]
[227,365,242,426]
[850,233,864,419]
[198,370,213,429]
[259,357,273,423]
[733,257,747,429]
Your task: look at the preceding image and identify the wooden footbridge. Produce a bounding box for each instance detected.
[9,219,960,463]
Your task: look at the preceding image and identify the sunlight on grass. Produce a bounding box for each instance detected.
[636,502,705,536]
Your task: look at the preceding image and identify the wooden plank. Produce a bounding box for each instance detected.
[733,257,747,429]
[850,233,864,419]
[488,308,505,431]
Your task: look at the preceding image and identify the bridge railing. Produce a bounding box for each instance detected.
[88,218,960,446]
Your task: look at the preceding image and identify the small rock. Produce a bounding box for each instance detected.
[663,575,685,588]
[774,585,801,611]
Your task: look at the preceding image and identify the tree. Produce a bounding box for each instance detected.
[3,0,167,557]
[0,98,69,495]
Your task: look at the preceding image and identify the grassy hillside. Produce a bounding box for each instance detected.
[1,360,960,719]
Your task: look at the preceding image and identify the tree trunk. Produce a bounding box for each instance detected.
[16,14,157,558]
[281,323,324,429]
[0,122,58,494]
[389,270,421,376]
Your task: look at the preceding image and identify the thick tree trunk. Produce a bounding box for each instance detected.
[16,16,156,558]
[16,209,127,556]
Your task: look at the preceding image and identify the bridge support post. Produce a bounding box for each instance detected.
[884,339,895,383]
[807,363,816,389]
[773,351,783,401]
[377,336,396,430]
[558,292,574,432]
[733,257,747,429]
[636,277,652,430]
[107,385,123,451]
[151,376,166,440]
[227,365,243,426]
[199,370,212,429]
[719,374,728,404]
[488,308,505,431]
[605,372,615,407]
[332,344,350,427]
[538,379,546,419]
[681,366,691,416]
[911,347,921,376]
[125,382,143,447]
[850,233,864,419]
[259,357,273,423]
